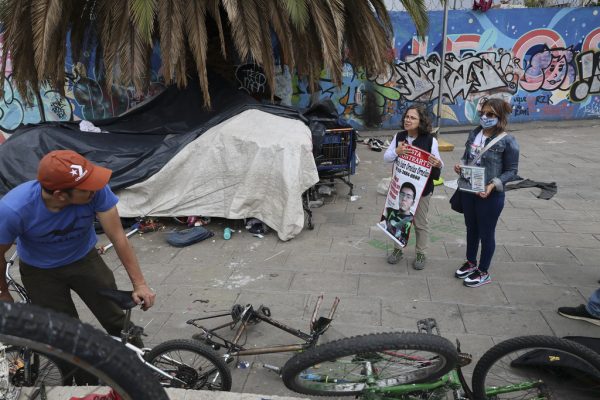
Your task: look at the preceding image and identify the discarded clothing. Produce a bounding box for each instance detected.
[245,218,270,234]
[167,226,214,247]
[505,179,557,200]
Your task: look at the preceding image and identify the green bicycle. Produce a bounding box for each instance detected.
[280,320,600,399]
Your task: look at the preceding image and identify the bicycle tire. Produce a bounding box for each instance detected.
[0,302,168,400]
[281,332,459,396]
[472,335,600,400]
[144,338,232,391]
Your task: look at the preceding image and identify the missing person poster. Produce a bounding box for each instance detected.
[378,145,433,247]
[458,165,486,193]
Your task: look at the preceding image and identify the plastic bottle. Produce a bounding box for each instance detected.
[223,227,232,240]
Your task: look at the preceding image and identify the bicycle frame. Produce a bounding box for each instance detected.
[5,252,213,389]
[187,295,340,358]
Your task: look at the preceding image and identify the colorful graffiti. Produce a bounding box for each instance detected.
[1,7,599,132]
[289,7,600,128]
[0,36,165,133]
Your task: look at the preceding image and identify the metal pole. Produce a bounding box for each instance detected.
[435,0,450,130]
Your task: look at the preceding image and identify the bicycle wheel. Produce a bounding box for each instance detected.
[472,335,600,400]
[0,302,168,400]
[144,339,232,391]
[281,332,459,396]
[4,346,64,386]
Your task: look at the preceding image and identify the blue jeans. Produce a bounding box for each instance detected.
[587,288,600,317]
[462,191,505,272]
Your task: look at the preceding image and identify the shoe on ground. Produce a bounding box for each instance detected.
[370,141,382,152]
[387,248,403,264]
[463,269,491,287]
[558,304,600,326]
[455,261,477,279]
[413,253,426,270]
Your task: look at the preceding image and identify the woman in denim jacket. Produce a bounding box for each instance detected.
[453,98,519,287]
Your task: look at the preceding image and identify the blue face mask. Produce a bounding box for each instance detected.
[480,115,498,129]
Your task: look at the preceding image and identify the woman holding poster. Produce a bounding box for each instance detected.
[383,105,443,270]
[453,98,519,288]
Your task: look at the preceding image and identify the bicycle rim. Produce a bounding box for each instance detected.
[282,332,458,396]
[0,302,169,400]
[145,339,232,391]
[5,347,64,387]
[472,336,600,400]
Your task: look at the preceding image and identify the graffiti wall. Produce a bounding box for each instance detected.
[1,7,599,135]
[0,35,165,135]
[289,7,600,128]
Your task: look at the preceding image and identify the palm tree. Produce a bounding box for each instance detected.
[0,0,428,107]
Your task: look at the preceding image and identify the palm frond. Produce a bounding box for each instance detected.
[267,1,295,68]
[157,0,185,85]
[397,0,428,39]
[343,0,393,77]
[222,0,262,63]
[279,0,308,32]
[1,0,38,101]
[184,0,210,106]
[207,0,227,58]
[30,0,62,80]
[308,0,342,85]
[130,0,157,45]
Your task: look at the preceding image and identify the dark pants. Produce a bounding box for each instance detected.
[462,191,505,272]
[19,249,128,384]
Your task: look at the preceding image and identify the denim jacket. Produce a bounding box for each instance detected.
[461,127,520,192]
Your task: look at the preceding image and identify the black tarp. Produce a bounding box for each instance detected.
[0,76,308,196]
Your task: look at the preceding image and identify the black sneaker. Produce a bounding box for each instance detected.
[558,305,600,326]
[463,269,491,288]
[455,261,477,279]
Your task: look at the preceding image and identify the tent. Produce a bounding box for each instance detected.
[0,77,318,240]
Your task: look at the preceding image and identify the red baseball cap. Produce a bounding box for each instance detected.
[37,150,112,191]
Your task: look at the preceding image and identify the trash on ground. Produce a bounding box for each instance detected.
[350,195,361,201]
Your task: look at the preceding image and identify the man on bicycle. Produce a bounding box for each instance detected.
[0,150,155,339]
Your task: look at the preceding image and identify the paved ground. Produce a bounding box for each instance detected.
[11,119,600,398]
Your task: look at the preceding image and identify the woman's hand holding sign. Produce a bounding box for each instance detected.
[428,155,442,168]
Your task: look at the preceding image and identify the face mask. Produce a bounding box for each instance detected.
[480,115,498,129]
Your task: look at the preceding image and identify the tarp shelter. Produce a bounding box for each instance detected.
[0,78,318,240]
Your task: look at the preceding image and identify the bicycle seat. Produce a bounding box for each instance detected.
[97,288,138,310]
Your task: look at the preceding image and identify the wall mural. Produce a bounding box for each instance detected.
[0,7,598,134]
[289,7,600,128]
[0,37,165,134]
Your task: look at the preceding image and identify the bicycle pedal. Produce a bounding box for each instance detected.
[416,318,439,335]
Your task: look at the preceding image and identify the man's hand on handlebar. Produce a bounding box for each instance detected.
[132,284,156,311]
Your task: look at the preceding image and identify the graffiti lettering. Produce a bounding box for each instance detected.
[570,51,600,102]
[393,50,519,103]
[235,64,267,94]
[535,94,551,105]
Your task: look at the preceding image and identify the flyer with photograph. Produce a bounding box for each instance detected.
[378,145,432,248]
[458,165,486,193]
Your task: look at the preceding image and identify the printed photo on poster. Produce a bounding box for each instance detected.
[378,145,433,248]
[458,165,486,193]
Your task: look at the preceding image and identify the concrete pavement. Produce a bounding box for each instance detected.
[26,119,600,398]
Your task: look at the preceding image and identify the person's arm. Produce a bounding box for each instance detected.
[383,135,398,163]
[493,135,520,192]
[96,206,155,310]
[0,243,14,302]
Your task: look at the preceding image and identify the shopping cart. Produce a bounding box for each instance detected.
[303,127,356,229]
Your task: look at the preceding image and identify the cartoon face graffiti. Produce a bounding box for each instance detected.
[524,47,575,91]
[544,53,569,89]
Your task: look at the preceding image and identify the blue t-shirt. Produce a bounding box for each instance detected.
[0,181,118,268]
